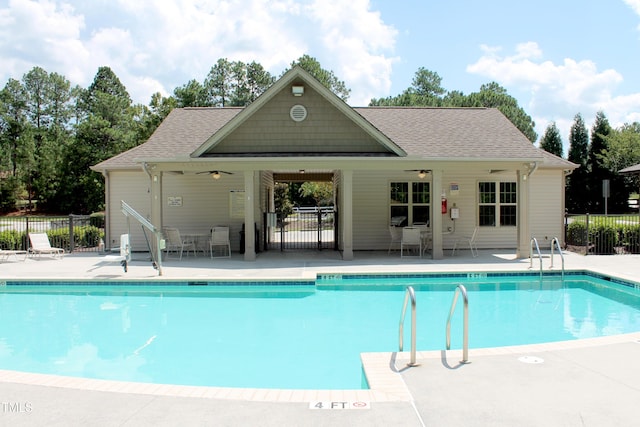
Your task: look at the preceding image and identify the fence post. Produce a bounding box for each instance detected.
[317,209,322,250]
[69,214,75,252]
[585,213,590,256]
[25,217,30,251]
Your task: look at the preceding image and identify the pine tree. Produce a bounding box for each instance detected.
[540,122,563,157]
[566,114,589,212]
[588,111,612,212]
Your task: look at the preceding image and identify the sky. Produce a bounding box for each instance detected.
[1,0,640,156]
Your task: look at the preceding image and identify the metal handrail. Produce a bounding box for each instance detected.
[399,286,419,367]
[529,237,543,279]
[446,284,470,364]
[550,237,565,280]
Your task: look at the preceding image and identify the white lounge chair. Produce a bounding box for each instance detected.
[101,234,131,272]
[0,248,28,261]
[28,233,64,258]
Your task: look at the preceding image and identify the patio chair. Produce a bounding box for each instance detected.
[401,227,422,258]
[28,233,64,258]
[163,227,196,260]
[0,248,28,262]
[413,222,431,255]
[451,226,479,257]
[210,226,231,258]
[101,234,131,272]
[388,226,403,253]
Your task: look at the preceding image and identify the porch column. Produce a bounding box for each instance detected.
[342,169,354,260]
[243,170,256,261]
[516,169,531,258]
[431,169,444,259]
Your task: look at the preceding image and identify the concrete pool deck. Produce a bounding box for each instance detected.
[1,249,639,426]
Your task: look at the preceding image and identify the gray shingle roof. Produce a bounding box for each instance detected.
[93,107,242,170]
[93,105,576,170]
[354,107,541,159]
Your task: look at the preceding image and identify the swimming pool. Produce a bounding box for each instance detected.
[1,271,639,390]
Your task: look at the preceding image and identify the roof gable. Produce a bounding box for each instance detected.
[191,66,405,157]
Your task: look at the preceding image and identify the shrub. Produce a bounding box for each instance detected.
[566,221,588,246]
[75,225,103,247]
[589,223,618,254]
[89,212,105,229]
[620,224,640,254]
[0,229,22,250]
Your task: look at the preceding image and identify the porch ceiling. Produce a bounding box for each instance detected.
[273,172,333,182]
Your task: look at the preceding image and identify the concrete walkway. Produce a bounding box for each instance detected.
[1,250,639,426]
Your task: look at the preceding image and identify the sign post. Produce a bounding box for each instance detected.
[602,179,610,215]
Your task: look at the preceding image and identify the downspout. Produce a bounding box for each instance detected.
[527,161,539,179]
[101,170,110,251]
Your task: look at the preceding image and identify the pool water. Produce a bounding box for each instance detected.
[1,273,639,390]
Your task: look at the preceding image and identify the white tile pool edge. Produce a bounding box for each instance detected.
[2,332,639,403]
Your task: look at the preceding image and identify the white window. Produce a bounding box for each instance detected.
[390,182,430,226]
[478,181,517,227]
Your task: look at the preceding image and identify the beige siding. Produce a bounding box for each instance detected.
[351,169,534,251]
[107,171,151,250]
[108,167,567,255]
[529,169,565,248]
[161,173,248,251]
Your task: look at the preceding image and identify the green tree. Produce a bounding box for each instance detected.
[174,79,209,107]
[0,78,30,210]
[58,66,136,213]
[274,182,293,225]
[588,111,614,212]
[566,113,590,212]
[540,122,563,157]
[600,123,640,210]
[205,58,233,107]
[298,182,333,207]
[288,54,351,101]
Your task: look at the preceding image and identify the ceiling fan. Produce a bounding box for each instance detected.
[196,170,234,180]
[404,169,431,179]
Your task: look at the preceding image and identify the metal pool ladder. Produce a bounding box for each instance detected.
[529,237,543,279]
[446,284,470,364]
[550,237,565,280]
[399,286,419,367]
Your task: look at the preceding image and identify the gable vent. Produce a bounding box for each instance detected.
[290,104,307,122]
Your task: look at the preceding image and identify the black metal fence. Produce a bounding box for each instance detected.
[268,207,336,251]
[565,213,640,255]
[0,215,104,253]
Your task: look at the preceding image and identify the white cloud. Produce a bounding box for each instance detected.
[624,0,640,15]
[0,0,397,106]
[467,42,640,147]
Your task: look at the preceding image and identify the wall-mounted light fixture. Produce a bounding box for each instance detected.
[211,171,221,180]
[418,170,427,179]
[299,169,305,174]
[292,85,304,96]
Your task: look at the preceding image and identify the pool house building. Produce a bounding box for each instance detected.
[92,66,577,261]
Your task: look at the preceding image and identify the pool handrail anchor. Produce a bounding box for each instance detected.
[529,237,543,279]
[446,284,470,364]
[550,237,565,280]
[399,286,419,367]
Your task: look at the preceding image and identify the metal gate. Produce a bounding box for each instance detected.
[268,207,336,250]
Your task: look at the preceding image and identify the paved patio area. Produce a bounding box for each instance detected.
[1,249,639,426]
